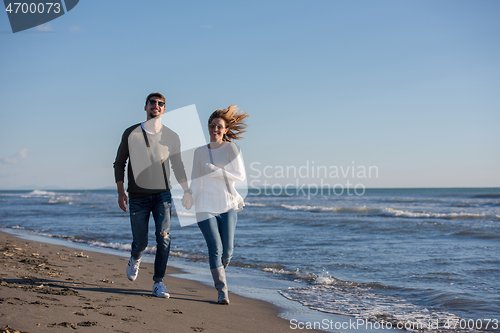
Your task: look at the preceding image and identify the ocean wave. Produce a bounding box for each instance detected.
[172,212,196,218]
[274,270,491,332]
[279,285,473,333]
[48,196,74,204]
[19,190,81,206]
[244,202,267,207]
[452,230,500,239]
[382,208,500,220]
[170,251,206,261]
[86,240,131,252]
[262,267,318,281]
[275,204,500,221]
[261,267,366,287]
[281,204,380,214]
[471,193,500,199]
[21,190,57,198]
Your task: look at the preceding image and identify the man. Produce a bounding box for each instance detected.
[114,92,193,298]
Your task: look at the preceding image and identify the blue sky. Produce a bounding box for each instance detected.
[1,0,499,189]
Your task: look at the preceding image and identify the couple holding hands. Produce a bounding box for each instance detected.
[113,92,248,304]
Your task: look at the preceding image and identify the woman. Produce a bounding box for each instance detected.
[190,104,248,304]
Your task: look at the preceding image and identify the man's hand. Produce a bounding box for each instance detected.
[182,193,193,210]
[118,191,129,212]
[116,181,128,212]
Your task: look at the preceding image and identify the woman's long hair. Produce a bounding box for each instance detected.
[208,104,249,142]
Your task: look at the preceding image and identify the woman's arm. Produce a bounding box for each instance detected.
[206,148,246,182]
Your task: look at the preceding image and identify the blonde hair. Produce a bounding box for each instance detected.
[208,104,249,141]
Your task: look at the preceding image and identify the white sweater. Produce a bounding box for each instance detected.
[190,142,246,214]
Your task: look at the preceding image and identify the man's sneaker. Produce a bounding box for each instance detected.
[152,282,170,298]
[126,256,141,281]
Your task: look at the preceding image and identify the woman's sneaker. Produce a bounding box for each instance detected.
[126,256,141,281]
[152,282,170,298]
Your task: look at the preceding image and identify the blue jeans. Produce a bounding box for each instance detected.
[197,210,237,269]
[129,191,172,283]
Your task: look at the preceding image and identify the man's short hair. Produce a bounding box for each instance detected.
[145,92,166,106]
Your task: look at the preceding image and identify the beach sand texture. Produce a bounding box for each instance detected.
[0,231,309,333]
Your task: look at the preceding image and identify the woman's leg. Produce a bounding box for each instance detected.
[197,213,223,269]
[218,210,237,268]
[197,212,230,304]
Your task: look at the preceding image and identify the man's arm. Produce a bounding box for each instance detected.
[116,180,128,212]
[168,134,193,209]
[114,128,131,212]
[177,178,193,210]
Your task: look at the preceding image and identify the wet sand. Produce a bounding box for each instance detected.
[0,231,316,333]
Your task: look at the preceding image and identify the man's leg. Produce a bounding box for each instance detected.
[129,195,151,260]
[127,195,151,281]
[151,190,172,283]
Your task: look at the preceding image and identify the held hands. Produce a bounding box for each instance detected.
[182,192,194,210]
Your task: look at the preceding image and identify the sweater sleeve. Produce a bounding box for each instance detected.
[190,148,204,204]
[168,133,187,183]
[113,129,130,183]
[206,155,245,182]
[206,143,246,182]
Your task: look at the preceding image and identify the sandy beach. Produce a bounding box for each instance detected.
[0,231,316,333]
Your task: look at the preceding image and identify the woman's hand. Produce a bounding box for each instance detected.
[182,192,194,210]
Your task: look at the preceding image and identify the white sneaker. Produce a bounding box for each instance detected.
[152,282,170,298]
[126,256,141,281]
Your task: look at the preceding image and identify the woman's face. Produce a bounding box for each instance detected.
[208,117,228,142]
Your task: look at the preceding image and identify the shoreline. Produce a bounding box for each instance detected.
[0,229,397,333]
[1,230,321,333]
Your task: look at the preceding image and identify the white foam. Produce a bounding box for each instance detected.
[262,267,317,281]
[281,204,378,214]
[383,207,495,220]
[173,212,196,218]
[280,285,468,333]
[48,196,74,204]
[244,202,267,207]
[87,241,131,252]
[22,190,56,197]
[278,204,498,221]
[313,272,338,285]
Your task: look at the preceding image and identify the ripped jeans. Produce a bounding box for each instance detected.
[129,191,172,282]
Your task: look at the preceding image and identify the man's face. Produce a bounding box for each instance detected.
[145,97,165,120]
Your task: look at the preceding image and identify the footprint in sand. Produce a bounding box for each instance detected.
[77,321,99,327]
[47,322,76,329]
[99,312,115,316]
[122,305,142,311]
[37,296,59,302]
[120,316,138,322]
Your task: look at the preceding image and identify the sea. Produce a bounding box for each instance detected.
[1,188,499,332]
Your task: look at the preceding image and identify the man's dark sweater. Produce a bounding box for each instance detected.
[114,123,187,198]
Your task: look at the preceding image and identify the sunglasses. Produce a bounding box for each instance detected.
[148,100,165,107]
[209,123,225,130]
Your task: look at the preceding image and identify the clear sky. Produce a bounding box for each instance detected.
[1,0,499,190]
